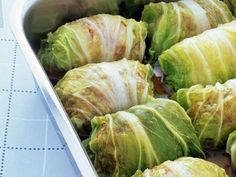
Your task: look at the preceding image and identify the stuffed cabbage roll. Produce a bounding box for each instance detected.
[38,14,148,78]
[55,59,153,136]
[87,99,205,177]
[159,20,236,91]
[226,131,236,169]
[142,0,234,61]
[132,157,228,177]
[173,79,236,149]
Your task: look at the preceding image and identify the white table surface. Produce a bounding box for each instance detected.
[0,0,79,176]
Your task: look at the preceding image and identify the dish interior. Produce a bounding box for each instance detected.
[22,0,234,176]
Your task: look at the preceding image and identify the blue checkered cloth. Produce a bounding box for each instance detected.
[0,0,79,176]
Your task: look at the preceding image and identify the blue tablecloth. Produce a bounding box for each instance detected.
[0,1,78,176]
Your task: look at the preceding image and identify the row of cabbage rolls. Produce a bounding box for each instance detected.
[38,0,236,176]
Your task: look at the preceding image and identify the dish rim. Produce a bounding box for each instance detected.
[10,0,98,176]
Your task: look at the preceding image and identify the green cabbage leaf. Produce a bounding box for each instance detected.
[54,59,153,137]
[173,79,236,149]
[38,14,148,79]
[132,157,228,177]
[142,0,234,62]
[226,131,236,170]
[159,20,236,91]
[87,99,205,177]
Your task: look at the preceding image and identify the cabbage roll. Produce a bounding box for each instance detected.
[38,14,148,78]
[132,157,228,177]
[55,59,153,136]
[142,0,234,61]
[173,79,236,149]
[87,99,205,177]
[159,20,236,91]
[226,131,236,169]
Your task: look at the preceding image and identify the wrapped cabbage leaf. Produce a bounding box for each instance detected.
[55,59,154,136]
[226,131,236,169]
[173,79,236,149]
[132,157,228,177]
[87,99,205,177]
[38,14,148,78]
[142,0,234,62]
[159,20,236,91]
